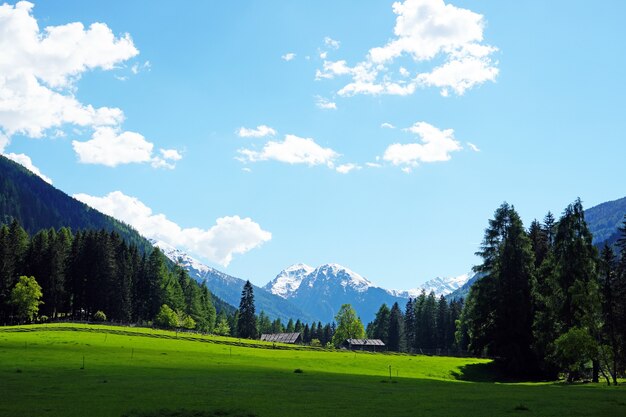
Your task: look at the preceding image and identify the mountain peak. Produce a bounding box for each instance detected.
[264,263,314,299]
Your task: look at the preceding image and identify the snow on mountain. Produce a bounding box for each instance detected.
[304,263,374,292]
[264,263,314,298]
[388,273,470,298]
[150,239,312,321]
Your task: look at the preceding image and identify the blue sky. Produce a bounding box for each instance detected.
[1,0,625,289]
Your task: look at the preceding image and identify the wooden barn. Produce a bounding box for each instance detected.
[260,332,302,344]
[342,338,385,352]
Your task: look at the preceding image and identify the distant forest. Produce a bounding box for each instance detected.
[0,221,217,332]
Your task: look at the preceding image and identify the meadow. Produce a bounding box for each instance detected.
[0,324,624,417]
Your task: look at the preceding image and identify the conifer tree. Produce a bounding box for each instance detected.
[403,298,416,352]
[369,303,390,343]
[463,203,537,374]
[387,302,405,352]
[237,280,257,339]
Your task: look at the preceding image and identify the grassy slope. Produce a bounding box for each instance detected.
[0,325,624,417]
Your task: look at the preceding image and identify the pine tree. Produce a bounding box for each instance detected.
[286,318,295,332]
[403,298,416,353]
[369,304,390,343]
[237,280,257,339]
[387,302,405,352]
[599,244,619,384]
[463,203,537,375]
[436,295,449,350]
[257,311,272,335]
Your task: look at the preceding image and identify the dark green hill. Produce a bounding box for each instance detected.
[585,196,626,246]
[0,155,151,252]
[0,154,235,315]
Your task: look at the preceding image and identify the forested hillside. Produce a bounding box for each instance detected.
[0,155,151,252]
[586,196,626,246]
[0,221,218,331]
[0,155,235,315]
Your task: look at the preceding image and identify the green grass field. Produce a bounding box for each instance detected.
[1,324,624,417]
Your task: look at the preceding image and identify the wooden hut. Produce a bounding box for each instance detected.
[341,338,385,352]
[260,332,302,344]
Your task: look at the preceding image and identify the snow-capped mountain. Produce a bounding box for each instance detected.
[264,263,403,323]
[264,263,314,298]
[151,240,313,322]
[387,274,470,298]
[264,263,472,323]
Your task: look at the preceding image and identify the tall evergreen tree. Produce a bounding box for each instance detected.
[387,302,405,352]
[368,304,390,343]
[403,298,416,352]
[237,280,257,339]
[463,203,537,375]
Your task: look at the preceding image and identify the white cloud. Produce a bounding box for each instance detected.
[3,152,52,183]
[236,125,277,138]
[335,163,360,174]
[0,3,173,169]
[319,51,328,59]
[316,0,498,96]
[0,2,138,140]
[366,162,382,168]
[281,52,296,61]
[467,142,480,152]
[72,126,181,168]
[160,148,182,161]
[382,121,462,170]
[381,122,395,129]
[324,37,340,50]
[73,191,271,267]
[315,96,337,110]
[238,134,339,167]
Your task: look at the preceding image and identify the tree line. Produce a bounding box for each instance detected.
[367,295,464,354]
[224,280,338,346]
[459,199,626,383]
[0,220,217,332]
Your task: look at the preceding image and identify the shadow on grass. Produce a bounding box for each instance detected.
[121,409,258,417]
[451,362,552,383]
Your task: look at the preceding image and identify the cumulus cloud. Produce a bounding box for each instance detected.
[71,127,180,169]
[0,3,177,168]
[316,0,498,96]
[281,52,296,61]
[315,96,337,110]
[335,163,360,174]
[0,2,136,138]
[73,191,272,267]
[382,121,462,172]
[236,125,277,138]
[3,152,52,184]
[381,122,395,129]
[237,134,339,167]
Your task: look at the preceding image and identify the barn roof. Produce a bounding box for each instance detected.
[260,333,301,343]
[345,339,385,346]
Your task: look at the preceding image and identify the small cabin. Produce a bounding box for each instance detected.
[342,338,385,352]
[260,332,302,344]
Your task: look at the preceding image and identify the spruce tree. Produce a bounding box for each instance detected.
[387,302,405,352]
[403,298,416,353]
[369,304,390,343]
[237,280,257,339]
[463,203,537,375]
